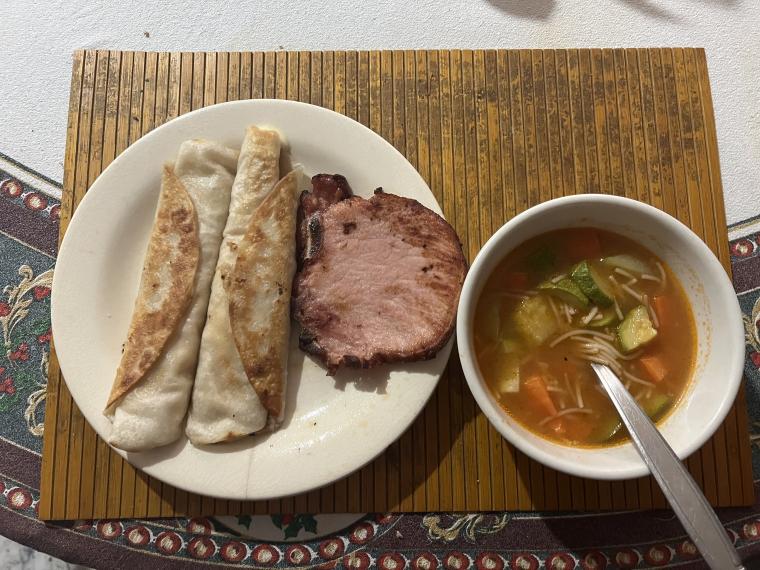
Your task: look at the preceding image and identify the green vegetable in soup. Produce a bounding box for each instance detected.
[590,416,623,443]
[538,278,590,308]
[618,305,658,352]
[642,392,672,421]
[570,260,615,307]
[587,308,619,328]
[602,254,653,275]
[526,244,556,273]
[514,296,559,346]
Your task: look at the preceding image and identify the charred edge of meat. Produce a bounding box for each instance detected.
[312,173,353,197]
[304,214,323,261]
[296,189,310,258]
[298,332,329,364]
[298,175,354,266]
[299,324,457,377]
[373,187,383,194]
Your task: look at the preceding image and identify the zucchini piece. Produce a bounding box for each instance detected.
[590,416,623,443]
[538,278,590,308]
[618,305,657,352]
[513,296,559,346]
[526,244,556,273]
[570,260,615,307]
[642,392,672,421]
[587,308,619,328]
[602,254,653,275]
[495,353,521,393]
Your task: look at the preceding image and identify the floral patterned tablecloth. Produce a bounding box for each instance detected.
[3,150,760,569]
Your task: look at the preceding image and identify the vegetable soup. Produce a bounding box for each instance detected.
[473,228,696,447]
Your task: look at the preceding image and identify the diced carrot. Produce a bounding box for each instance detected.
[652,296,669,327]
[566,229,602,261]
[523,375,558,417]
[639,354,667,383]
[505,272,529,290]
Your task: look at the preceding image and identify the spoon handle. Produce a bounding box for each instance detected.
[590,363,744,570]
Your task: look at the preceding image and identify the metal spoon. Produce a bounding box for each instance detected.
[590,363,744,570]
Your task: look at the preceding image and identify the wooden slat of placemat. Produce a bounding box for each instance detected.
[39,48,754,520]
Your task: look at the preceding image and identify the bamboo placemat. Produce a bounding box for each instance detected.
[39,48,753,520]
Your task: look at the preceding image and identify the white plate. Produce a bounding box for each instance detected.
[52,99,450,500]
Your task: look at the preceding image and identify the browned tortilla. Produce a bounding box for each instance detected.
[106,165,200,410]
[228,170,300,421]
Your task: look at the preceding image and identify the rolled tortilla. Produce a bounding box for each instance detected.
[186,126,281,444]
[229,169,301,428]
[106,139,237,452]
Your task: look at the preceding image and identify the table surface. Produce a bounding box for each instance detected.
[3,1,760,568]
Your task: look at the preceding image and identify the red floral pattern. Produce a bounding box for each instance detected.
[348,522,374,544]
[580,551,607,569]
[285,545,312,565]
[252,544,280,565]
[1,179,22,197]
[510,553,539,570]
[23,193,47,211]
[32,285,50,300]
[378,552,405,570]
[343,552,371,569]
[475,552,504,570]
[731,238,756,257]
[187,536,215,560]
[8,342,29,362]
[547,552,576,569]
[412,552,439,570]
[125,525,151,547]
[96,521,122,540]
[0,376,15,396]
[221,541,248,562]
[613,549,639,568]
[155,531,182,555]
[443,551,469,569]
[6,488,32,510]
[742,522,760,540]
[186,517,212,535]
[642,545,672,566]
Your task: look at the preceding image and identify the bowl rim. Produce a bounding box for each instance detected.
[456,194,745,480]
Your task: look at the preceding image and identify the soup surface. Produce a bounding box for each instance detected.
[473,228,696,447]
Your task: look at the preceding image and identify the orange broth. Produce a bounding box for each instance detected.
[473,228,696,447]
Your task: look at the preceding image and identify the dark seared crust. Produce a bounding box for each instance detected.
[297,174,353,262]
[297,324,457,375]
[293,191,468,375]
[304,214,323,260]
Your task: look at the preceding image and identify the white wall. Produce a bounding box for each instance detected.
[2,0,758,222]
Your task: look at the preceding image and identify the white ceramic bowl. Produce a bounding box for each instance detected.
[456,195,744,480]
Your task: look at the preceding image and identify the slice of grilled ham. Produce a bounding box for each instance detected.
[293,186,467,374]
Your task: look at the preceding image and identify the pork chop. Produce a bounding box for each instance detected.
[293,189,467,374]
